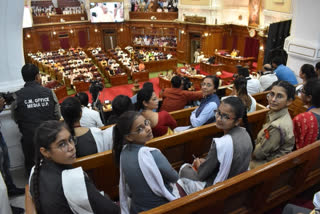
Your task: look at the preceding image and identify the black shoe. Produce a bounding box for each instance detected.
[8,187,25,197]
[11,206,24,214]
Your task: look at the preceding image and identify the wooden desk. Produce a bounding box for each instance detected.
[176,67,205,90]
[131,71,149,82]
[32,13,87,24]
[53,85,68,100]
[158,75,172,90]
[144,58,177,73]
[109,74,128,86]
[73,81,90,93]
[215,53,256,69]
[129,12,178,20]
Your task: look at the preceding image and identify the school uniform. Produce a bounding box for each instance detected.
[30,160,119,214]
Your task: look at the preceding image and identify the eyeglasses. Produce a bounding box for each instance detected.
[267,92,286,101]
[128,119,151,135]
[52,136,77,152]
[201,82,213,88]
[215,110,235,121]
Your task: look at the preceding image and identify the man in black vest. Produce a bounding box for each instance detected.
[12,64,61,175]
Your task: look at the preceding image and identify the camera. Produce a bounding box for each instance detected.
[0,92,15,106]
[89,80,104,94]
[181,77,192,90]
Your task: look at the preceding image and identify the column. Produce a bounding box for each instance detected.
[284,0,320,82]
[0,0,25,169]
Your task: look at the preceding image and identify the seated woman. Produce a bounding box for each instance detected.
[296,64,317,93]
[137,87,177,137]
[29,120,119,214]
[190,75,220,127]
[231,77,256,113]
[114,111,179,213]
[178,97,253,194]
[61,97,113,158]
[293,79,320,149]
[75,92,104,128]
[106,95,135,125]
[250,81,295,169]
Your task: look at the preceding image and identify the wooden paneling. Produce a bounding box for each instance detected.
[33,14,87,24]
[129,12,178,21]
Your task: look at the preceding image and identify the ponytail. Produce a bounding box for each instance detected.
[241,108,254,150]
[112,124,124,166]
[112,111,141,166]
[61,97,82,136]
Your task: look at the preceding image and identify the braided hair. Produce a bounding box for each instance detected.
[61,97,82,136]
[32,120,66,213]
[112,111,140,166]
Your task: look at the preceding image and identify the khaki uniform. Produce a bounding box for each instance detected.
[250,108,295,169]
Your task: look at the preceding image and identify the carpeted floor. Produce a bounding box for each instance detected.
[60,77,161,103]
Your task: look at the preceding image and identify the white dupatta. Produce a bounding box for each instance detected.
[178,134,234,194]
[62,167,94,214]
[119,146,178,214]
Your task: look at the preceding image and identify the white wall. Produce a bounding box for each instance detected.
[0,0,25,169]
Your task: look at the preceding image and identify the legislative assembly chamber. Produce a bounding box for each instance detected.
[1,0,320,213]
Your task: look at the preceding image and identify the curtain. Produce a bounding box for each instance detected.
[40,34,50,51]
[222,35,227,49]
[78,30,87,47]
[60,37,70,49]
[244,37,259,59]
[232,36,238,50]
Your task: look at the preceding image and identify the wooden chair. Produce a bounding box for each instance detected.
[142,141,320,214]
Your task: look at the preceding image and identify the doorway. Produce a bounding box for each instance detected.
[103,29,117,51]
[189,33,201,64]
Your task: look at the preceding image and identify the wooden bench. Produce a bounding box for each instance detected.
[72,104,269,200]
[142,141,320,214]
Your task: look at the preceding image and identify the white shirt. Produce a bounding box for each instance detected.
[247,78,261,95]
[259,73,278,91]
[80,106,104,128]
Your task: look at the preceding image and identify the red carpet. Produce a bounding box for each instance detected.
[59,77,161,103]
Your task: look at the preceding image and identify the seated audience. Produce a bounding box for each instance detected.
[131,82,153,104]
[160,76,203,112]
[106,95,135,125]
[114,111,179,213]
[259,64,278,91]
[75,92,104,128]
[231,77,256,113]
[238,66,261,95]
[250,81,295,169]
[30,121,119,214]
[61,97,113,158]
[190,75,220,127]
[178,97,253,194]
[299,64,317,83]
[271,56,298,85]
[293,79,320,149]
[137,86,177,137]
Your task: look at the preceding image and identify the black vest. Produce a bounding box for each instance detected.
[15,81,57,136]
